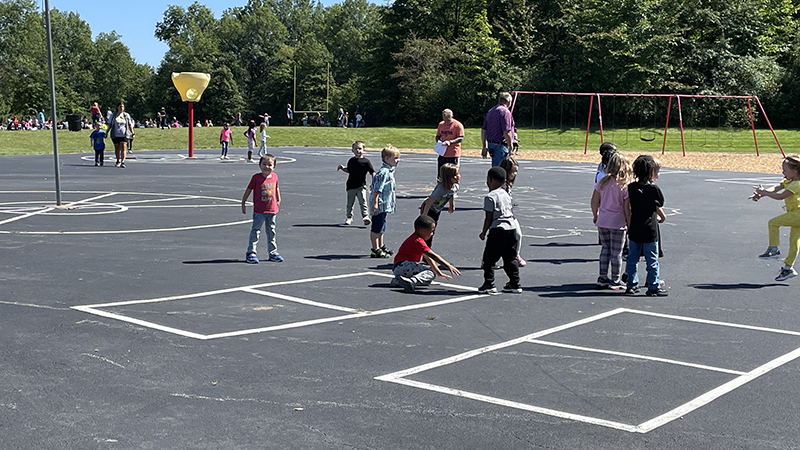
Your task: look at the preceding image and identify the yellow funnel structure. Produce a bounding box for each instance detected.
[171,72,211,102]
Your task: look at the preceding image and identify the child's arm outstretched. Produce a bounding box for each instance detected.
[422,250,461,279]
[241,188,252,214]
[751,183,793,201]
[590,190,601,224]
[479,211,492,240]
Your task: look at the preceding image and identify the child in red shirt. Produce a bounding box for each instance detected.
[242,154,283,263]
[393,215,460,292]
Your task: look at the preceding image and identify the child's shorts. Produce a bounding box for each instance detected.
[371,212,387,233]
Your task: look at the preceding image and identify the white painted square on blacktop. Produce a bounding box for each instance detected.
[71,271,488,340]
[375,307,800,433]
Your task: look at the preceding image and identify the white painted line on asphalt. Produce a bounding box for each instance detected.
[0,219,253,235]
[637,344,800,433]
[62,192,118,207]
[202,312,368,339]
[0,206,54,225]
[527,339,746,376]
[620,308,800,337]
[72,271,490,339]
[71,306,207,340]
[73,272,375,309]
[242,288,360,313]
[377,308,624,380]
[377,307,800,433]
[377,376,640,433]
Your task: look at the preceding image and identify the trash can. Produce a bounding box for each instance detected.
[66,114,82,132]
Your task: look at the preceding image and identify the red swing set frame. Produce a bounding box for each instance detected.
[509,91,785,158]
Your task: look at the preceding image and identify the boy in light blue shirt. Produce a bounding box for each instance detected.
[369,145,400,258]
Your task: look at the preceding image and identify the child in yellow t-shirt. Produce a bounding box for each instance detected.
[750,155,800,281]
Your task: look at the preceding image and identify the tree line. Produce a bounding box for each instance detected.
[1,0,798,128]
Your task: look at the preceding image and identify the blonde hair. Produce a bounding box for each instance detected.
[600,153,632,188]
[785,155,800,175]
[381,145,400,161]
[259,122,267,131]
[438,163,459,190]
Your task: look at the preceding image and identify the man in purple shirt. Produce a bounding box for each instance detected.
[481,92,515,167]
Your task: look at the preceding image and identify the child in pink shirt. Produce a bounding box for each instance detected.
[590,152,631,289]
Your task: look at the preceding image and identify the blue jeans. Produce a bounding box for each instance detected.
[488,142,509,167]
[247,213,277,256]
[221,141,229,156]
[626,240,660,290]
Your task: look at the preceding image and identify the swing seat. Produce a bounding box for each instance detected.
[639,136,656,142]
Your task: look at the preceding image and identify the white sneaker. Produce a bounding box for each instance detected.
[344,218,353,225]
[363,217,371,225]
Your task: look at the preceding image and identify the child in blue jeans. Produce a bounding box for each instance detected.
[370,145,400,258]
[624,155,667,296]
[242,154,283,263]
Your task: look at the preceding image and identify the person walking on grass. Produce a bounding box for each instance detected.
[337,140,375,226]
[751,155,800,281]
[478,166,521,294]
[392,215,461,293]
[624,155,668,296]
[370,145,401,258]
[242,154,283,264]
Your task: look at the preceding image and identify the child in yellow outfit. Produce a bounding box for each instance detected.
[750,155,800,281]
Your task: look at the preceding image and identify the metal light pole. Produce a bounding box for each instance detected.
[44,0,62,205]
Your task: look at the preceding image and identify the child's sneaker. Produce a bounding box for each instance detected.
[608,279,624,290]
[759,247,781,259]
[775,267,797,281]
[596,276,611,289]
[512,255,527,267]
[268,253,284,262]
[344,217,353,225]
[645,288,669,297]
[370,248,388,258]
[502,283,522,293]
[624,286,640,295]
[246,253,259,264]
[380,246,394,255]
[363,217,371,225]
[477,283,497,294]
[395,276,416,293]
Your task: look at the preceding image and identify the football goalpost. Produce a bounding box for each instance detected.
[510,91,785,157]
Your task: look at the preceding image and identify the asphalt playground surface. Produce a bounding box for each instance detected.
[1,144,798,449]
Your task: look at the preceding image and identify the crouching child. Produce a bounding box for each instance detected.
[393,215,461,292]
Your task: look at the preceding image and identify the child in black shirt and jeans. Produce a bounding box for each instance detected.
[337,140,375,225]
[624,155,668,296]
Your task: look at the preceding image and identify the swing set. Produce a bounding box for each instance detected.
[510,91,785,157]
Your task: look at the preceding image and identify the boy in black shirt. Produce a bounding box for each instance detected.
[624,155,668,296]
[337,140,375,225]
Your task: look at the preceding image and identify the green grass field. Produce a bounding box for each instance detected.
[0,125,794,156]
